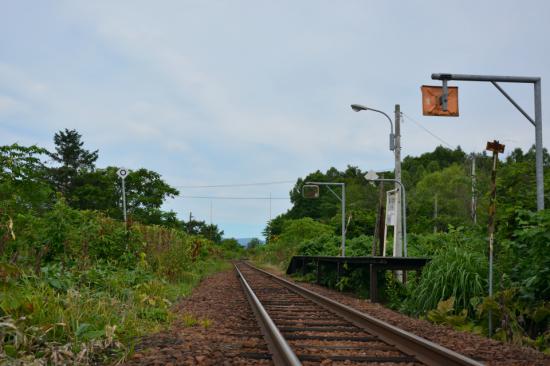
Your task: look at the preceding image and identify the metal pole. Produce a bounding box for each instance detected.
[121,178,127,230]
[342,184,346,257]
[535,80,544,210]
[431,73,544,210]
[432,73,539,83]
[394,104,402,257]
[401,182,407,257]
[472,157,477,224]
[487,152,498,337]
[485,139,504,337]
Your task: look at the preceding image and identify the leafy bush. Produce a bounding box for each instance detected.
[502,210,550,303]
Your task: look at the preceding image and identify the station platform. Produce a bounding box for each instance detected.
[286,255,430,302]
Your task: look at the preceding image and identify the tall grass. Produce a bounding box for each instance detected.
[406,246,487,315]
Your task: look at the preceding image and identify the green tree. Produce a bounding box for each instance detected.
[409,164,472,233]
[246,238,262,250]
[69,166,179,225]
[0,144,52,212]
[182,218,224,243]
[49,129,98,204]
[402,146,466,187]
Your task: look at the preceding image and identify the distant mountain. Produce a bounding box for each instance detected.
[235,237,264,247]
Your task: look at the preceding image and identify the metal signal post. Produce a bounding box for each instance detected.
[486,140,505,337]
[117,167,129,230]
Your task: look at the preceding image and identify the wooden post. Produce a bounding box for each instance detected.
[486,139,505,337]
[316,259,320,284]
[372,179,385,256]
[378,205,386,256]
[369,264,378,302]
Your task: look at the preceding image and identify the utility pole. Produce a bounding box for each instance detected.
[433,194,438,233]
[394,104,403,258]
[486,140,505,337]
[471,156,477,224]
[187,212,194,234]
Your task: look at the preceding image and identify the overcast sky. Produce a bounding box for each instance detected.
[1,1,549,239]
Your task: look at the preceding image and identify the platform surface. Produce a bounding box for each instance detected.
[286,255,430,274]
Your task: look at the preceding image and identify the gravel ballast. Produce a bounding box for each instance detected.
[123,264,549,365]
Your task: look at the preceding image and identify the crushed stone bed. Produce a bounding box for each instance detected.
[122,264,550,365]
[262,265,550,366]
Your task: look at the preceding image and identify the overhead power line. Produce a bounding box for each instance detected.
[175,180,295,188]
[401,112,454,149]
[179,195,290,200]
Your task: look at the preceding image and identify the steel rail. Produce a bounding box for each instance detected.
[234,264,302,366]
[241,262,484,366]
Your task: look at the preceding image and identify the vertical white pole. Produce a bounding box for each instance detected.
[472,157,477,224]
[121,178,127,230]
[341,184,346,257]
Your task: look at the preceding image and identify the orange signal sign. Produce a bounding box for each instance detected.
[421,85,459,117]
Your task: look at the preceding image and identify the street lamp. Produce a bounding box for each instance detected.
[351,103,403,259]
[350,104,395,151]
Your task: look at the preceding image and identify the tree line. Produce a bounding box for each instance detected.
[0,129,224,242]
[265,144,550,242]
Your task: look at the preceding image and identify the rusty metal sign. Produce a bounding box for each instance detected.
[421,85,459,116]
[486,140,505,153]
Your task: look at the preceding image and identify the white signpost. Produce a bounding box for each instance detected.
[383,189,399,257]
[117,167,128,229]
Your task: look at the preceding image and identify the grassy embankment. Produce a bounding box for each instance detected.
[0,200,233,365]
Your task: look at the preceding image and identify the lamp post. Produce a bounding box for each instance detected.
[351,104,403,258]
[305,181,346,257]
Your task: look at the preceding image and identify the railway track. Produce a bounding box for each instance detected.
[235,261,484,366]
